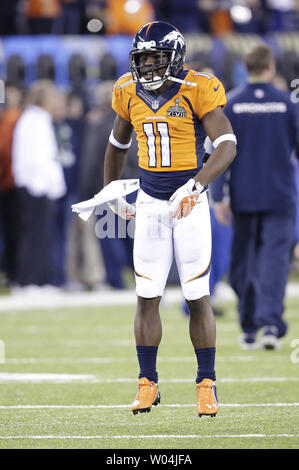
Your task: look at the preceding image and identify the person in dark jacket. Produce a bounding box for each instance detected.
[211,43,299,350]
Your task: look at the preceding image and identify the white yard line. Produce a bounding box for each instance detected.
[0,373,99,383]
[0,373,298,384]
[0,434,298,440]
[0,403,298,409]
[3,355,262,364]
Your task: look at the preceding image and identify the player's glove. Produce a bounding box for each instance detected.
[107,198,136,220]
[169,178,203,220]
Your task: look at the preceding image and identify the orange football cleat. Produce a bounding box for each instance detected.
[131,377,161,415]
[196,378,218,417]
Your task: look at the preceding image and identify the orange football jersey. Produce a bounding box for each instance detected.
[112,69,227,198]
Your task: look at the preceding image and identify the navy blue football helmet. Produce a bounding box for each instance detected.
[130,21,186,91]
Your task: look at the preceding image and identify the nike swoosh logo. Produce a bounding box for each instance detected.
[214,84,220,92]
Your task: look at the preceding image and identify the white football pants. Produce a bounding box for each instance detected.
[133,189,212,300]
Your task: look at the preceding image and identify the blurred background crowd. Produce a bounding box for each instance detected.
[0,0,299,296]
[1,0,299,36]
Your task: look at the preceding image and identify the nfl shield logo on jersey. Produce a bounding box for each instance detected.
[151,100,159,110]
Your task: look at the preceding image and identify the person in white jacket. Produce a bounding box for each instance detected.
[12,79,66,290]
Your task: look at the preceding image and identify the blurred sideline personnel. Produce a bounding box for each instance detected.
[0,85,23,285]
[211,44,299,351]
[51,90,85,289]
[12,80,66,291]
[103,22,236,417]
[79,81,139,290]
[25,0,61,34]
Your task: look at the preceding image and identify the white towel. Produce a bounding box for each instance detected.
[71,179,140,221]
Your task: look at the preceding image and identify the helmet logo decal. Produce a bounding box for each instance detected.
[160,30,185,49]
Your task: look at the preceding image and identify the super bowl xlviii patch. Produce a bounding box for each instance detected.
[167,98,187,117]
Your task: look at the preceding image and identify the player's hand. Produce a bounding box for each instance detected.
[169,178,202,220]
[107,198,136,220]
[213,201,233,226]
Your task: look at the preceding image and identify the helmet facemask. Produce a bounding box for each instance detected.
[130,47,183,91]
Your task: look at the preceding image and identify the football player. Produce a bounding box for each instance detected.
[103,21,236,417]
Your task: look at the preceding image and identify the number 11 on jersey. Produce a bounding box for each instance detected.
[143,122,171,168]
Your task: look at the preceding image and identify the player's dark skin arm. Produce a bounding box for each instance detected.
[194,107,236,187]
[103,115,133,186]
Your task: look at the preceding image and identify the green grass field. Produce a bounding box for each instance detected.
[0,292,298,450]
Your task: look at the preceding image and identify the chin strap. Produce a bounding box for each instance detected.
[168,75,197,87]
